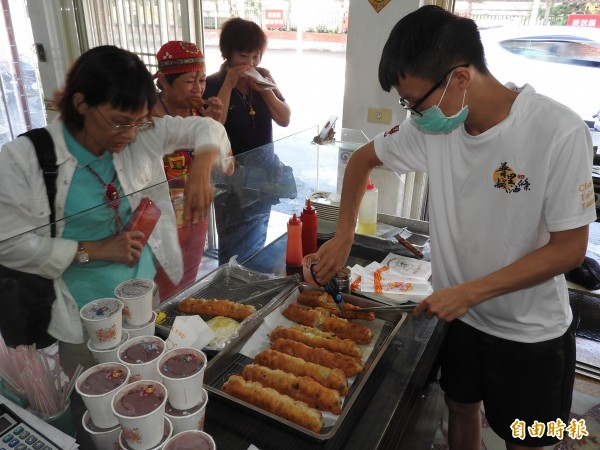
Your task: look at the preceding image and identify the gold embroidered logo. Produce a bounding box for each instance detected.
[493,162,531,193]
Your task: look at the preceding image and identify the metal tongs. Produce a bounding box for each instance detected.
[229,274,299,290]
[356,303,417,313]
[310,264,345,312]
[235,274,301,304]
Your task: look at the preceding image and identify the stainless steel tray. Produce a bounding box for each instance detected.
[155,264,297,351]
[203,284,407,441]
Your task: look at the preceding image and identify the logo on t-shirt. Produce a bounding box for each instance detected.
[493,162,531,193]
[384,125,400,137]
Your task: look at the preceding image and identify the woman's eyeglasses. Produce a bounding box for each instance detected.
[96,108,153,133]
[399,63,470,117]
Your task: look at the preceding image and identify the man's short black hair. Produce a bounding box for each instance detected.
[378,5,488,92]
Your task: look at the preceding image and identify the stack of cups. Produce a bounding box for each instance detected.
[118,335,166,383]
[112,379,171,450]
[115,278,157,338]
[157,347,209,435]
[75,362,130,449]
[88,330,129,364]
[163,430,216,450]
[80,298,125,354]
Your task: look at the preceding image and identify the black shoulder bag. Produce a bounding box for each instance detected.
[0,128,58,348]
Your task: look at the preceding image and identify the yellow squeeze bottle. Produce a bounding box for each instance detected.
[357,179,378,236]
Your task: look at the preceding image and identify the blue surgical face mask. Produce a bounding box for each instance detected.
[411,71,468,133]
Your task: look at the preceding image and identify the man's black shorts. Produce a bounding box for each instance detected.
[439,319,575,447]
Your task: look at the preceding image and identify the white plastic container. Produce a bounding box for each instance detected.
[357,179,378,236]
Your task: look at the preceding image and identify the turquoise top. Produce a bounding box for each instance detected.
[61,125,156,308]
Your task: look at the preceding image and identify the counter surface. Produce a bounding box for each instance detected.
[65,234,444,450]
[41,127,445,449]
[200,234,444,450]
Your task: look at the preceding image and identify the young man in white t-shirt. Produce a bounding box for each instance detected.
[312,5,596,450]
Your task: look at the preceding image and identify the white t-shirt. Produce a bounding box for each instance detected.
[374,84,596,342]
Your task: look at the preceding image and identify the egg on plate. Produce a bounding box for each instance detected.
[206,316,240,347]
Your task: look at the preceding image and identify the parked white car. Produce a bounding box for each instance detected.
[479,25,600,123]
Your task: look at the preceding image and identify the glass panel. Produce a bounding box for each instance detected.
[454,1,600,122]
[2,126,377,307]
[0,124,407,311]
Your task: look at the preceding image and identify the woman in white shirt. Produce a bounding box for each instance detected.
[0,45,231,344]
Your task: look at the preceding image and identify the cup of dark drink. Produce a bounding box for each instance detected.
[111,379,168,450]
[157,347,207,410]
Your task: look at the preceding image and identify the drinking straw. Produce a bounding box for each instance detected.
[0,334,77,416]
[60,364,83,410]
[0,338,23,394]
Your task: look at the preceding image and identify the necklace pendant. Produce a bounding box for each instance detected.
[105,183,121,208]
[248,105,256,128]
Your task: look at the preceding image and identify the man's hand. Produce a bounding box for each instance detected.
[311,235,354,285]
[413,284,474,321]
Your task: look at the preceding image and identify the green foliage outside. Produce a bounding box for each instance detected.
[539,2,598,25]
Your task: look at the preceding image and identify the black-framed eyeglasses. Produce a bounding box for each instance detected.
[96,108,153,133]
[399,63,470,117]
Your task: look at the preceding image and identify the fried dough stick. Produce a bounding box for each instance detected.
[322,316,374,345]
[282,303,330,327]
[242,364,343,414]
[254,349,348,395]
[271,338,364,377]
[178,297,256,320]
[223,375,324,433]
[298,291,376,321]
[270,325,361,358]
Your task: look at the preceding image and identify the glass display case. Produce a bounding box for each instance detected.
[0,126,373,305]
[0,125,426,308]
[0,125,442,450]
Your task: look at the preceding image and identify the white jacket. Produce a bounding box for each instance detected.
[0,116,231,343]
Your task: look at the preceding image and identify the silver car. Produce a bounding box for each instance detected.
[479,25,600,123]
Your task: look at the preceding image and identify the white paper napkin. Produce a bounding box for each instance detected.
[165,315,216,351]
[350,258,433,304]
[243,68,277,89]
[381,253,432,280]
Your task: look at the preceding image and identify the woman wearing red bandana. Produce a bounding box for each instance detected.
[153,40,233,300]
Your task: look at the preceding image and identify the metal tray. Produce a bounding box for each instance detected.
[203,284,408,441]
[155,264,297,351]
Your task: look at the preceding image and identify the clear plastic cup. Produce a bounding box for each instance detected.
[302,253,321,286]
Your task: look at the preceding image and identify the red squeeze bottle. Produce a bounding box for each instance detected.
[300,199,318,256]
[286,213,303,268]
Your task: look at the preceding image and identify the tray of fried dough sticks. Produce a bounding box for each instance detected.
[155,262,298,352]
[203,283,407,441]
